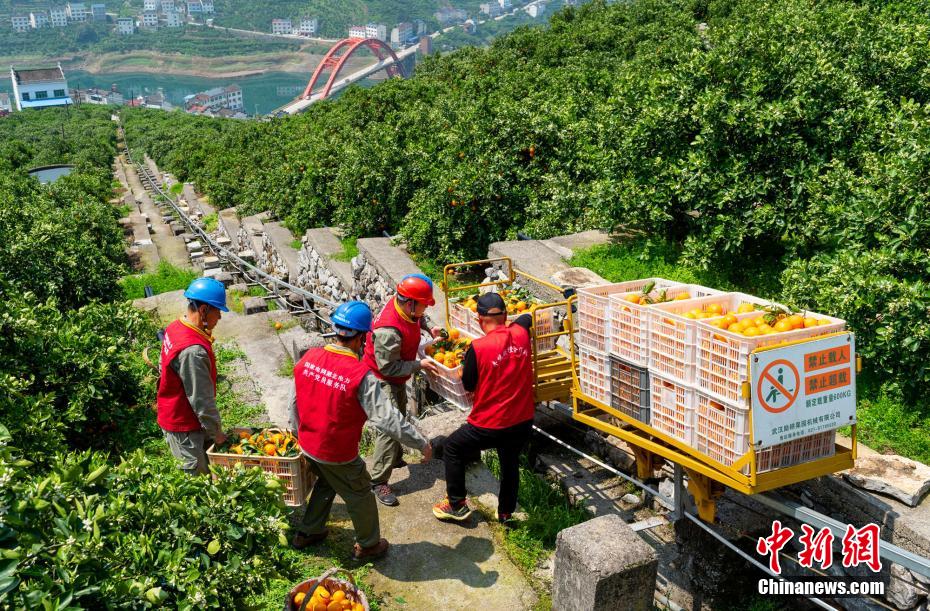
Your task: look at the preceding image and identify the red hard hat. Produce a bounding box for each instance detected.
[397,275,435,306]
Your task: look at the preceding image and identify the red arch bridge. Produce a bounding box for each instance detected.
[274,37,418,115]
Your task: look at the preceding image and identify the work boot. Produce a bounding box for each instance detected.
[373,483,398,506]
[353,538,389,561]
[432,497,473,522]
[292,529,329,550]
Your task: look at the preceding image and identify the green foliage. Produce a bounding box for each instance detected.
[201,212,219,232]
[0,438,292,609]
[121,260,199,300]
[0,105,117,170]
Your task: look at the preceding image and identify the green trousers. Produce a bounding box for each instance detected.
[299,455,381,548]
[369,381,407,486]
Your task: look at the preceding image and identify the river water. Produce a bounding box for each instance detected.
[1,70,339,116]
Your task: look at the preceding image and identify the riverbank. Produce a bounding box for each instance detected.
[0,42,373,80]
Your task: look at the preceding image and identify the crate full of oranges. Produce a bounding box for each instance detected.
[419,329,474,410]
[207,427,312,507]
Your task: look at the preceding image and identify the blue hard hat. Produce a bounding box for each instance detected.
[331,300,372,336]
[184,277,229,312]
[403,273,434,289]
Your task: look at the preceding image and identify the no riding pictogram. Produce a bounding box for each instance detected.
[756,359,800,413]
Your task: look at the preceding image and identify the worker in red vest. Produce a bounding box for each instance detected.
[157,277,229,475]
[362,273,442,506]
[292,300,433,561]
[432,292,535,524]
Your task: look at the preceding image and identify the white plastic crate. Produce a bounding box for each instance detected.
[648,292,775,384]
[650,373,695,446]
[756,431,836,473]
[694,311,846,405]
[577,279,682,354]
[578,346,611,405]
[694,391,750,467]
[609,283,722,366]
[418,336,474,410]
[609,357,650,424]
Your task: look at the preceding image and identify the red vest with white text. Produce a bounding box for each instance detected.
[362,297,421,385]
[294,347,370,463]
[469,324,535,429]
[157,319,217,433]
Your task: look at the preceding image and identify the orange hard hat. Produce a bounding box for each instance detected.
[397,274,435,306]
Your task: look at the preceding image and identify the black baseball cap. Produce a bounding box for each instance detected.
[476,292,507,316]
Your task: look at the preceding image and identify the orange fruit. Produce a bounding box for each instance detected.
[706,303,723,315]
[626,293,642,304]
[757,323,773,334]
[743,326,760,337]
[274,321,283,330]
[773,320,793,333]
[728,321,745,334]
[327,601,343,611]
[803,317,819,328]
[331,591,346,603]
[313,603,328,611]
[294,592,306,606]
[674,292,691,300]
[721,314,738,328]
[751,317,764,327]
[737,303,755,314]
[353,604,364,611]
[448,328,460,340]
[787,314,804,329]
[238,431,251,440]
[264,443,278,456]
[684,312,696,319]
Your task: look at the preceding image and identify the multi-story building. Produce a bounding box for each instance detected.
[297,17,317,36]
[143,0,158,11]
[414,19,427,35]
[390,22,413,45]
[479,2,502,16]
[186,0,201,14]
[434,8,467,24]
[66,2,88,21]
[348,24,366,39]
[49,6,68,26]
[526,2,546,17]
[365,23,386,41]
[271,18,292,35]
[91,3,106,21]
[11,15,31,32]
[499,0,513,10]
[116,16,135,34]
[30,11,49,28]
[0,93,12,115]
[185,84,243,114]
[141,10,158,28]
[161,0,175,14]
[10,64,73,111]
[200,0,213,13]
[163,10,182,27]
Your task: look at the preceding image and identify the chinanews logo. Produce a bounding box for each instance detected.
[755,520,885,598]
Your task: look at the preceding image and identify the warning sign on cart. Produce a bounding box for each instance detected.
[750,333,856,448]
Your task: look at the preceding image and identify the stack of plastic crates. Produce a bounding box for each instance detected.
[609,284,721,367]
[609,356,650,424]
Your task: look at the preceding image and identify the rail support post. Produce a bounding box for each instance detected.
[684,468,724,523]
[631,445,663,480]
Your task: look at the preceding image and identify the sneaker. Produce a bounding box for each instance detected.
[352,538,390,561]
[498,513,517,529]
[292,529,328,550]
[373,483,398,506]
[432,497,473,522]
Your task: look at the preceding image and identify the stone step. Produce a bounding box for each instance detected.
[263,221,300,285]
[218,208,241,250]
[296,227,355,305]
[202,256,220,270]
[242,296,268,315]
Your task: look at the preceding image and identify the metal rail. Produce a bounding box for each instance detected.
[125,148,337,323]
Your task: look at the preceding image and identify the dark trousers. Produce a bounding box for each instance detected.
[444,419,533,515]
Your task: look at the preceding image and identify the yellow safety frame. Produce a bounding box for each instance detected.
[440,259,856,522]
